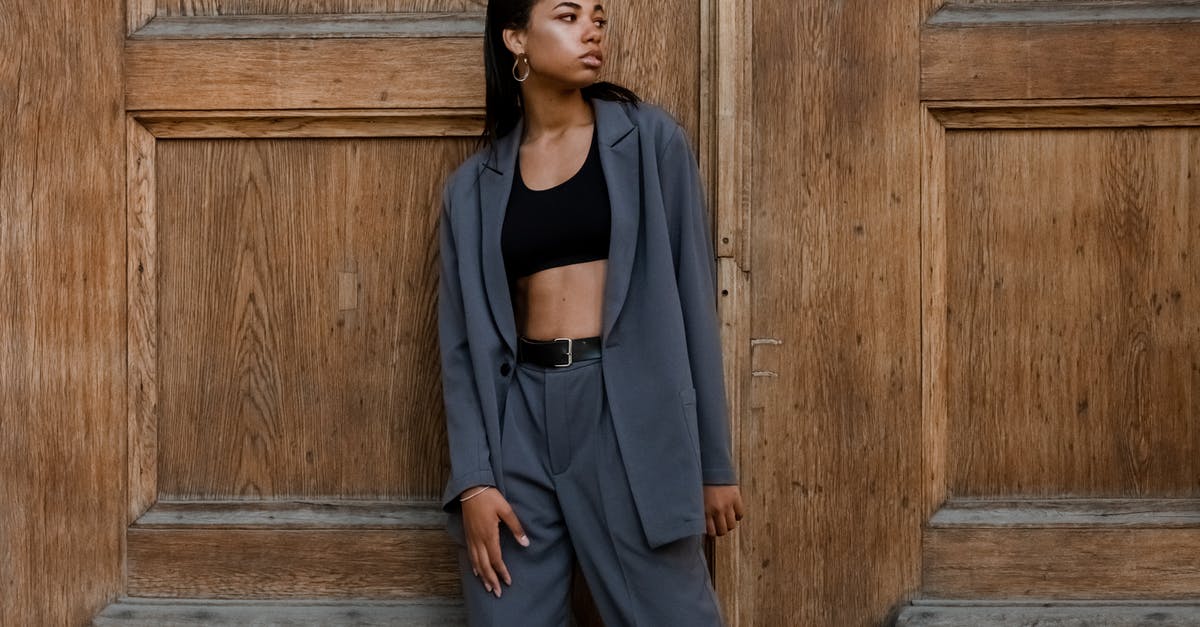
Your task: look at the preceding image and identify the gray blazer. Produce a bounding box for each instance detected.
[437,97,737,549]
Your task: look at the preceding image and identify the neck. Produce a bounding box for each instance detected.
[518,84,594,143]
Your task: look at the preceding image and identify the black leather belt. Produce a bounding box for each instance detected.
[517,335,603,367]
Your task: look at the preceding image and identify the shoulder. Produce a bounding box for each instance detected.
[440,147,487,217]
[444,149,485,196]
[619,99,687,155]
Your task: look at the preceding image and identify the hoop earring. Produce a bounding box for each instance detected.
[512,53,530,82]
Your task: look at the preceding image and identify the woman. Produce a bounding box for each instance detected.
[436,0,744,624]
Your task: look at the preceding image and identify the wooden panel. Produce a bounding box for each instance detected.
[157,0,485,16]
[748,0,923,624]
[128,117,160,521]
[127,527,459,598]
[943,127,1200,497]
[94,598,467,626]
[924,527,1200,599]
[154,137,474,499]
[929,497,1200,527]
[0,1,126,625]
[922,2,1200,101]
[133,499,448,527]
[898,600,1200,626]
[134,109,483,138]
[125,37,483,110]
[132,12,484,39]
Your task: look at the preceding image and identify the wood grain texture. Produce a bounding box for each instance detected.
[156,0,486,16]
[748,0,923,624]
[897,600,1200,626]
[153,137,475,500]
[712,255,751,625]
[132,499,448,527]
[0,0,126,625]
[93,598,467,626]
[125,37,484,111]
[923,527,1200,599]
[943,127,1200,498]
[128,117,160,523]
[603,0,702,136]
[127,527,460,598]
[928,1,1200,26]
[922,15,1200,101]
[135,109,485,138]
[931,100,1200,129]
[929,497,1200,527]
[132,12,485,39]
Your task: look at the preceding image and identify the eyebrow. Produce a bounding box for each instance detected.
[553,2,605,10]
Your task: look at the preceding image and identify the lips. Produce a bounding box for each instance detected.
[580,50,603,68]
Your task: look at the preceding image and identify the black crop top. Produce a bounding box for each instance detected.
[501,127,611,285]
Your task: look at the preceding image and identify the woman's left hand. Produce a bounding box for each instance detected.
[702,485,745,537]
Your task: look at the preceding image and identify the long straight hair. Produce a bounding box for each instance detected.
[480,0,641,155]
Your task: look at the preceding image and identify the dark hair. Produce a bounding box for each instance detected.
[480,0,640,154]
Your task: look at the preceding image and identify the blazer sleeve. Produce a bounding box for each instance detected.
[437,180,497,511]
[658,124,739,486]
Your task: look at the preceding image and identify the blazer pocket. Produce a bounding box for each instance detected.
[678,387,702,466]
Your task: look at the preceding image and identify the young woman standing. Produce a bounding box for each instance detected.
[436,1,744,624]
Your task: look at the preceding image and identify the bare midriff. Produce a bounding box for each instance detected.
[512,259,607,341]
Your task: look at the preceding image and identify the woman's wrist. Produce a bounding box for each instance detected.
[459,485,494,502]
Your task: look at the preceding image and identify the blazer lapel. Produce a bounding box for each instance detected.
[594,99,639,343]
[478,97,639,355]
[478,117,522,356]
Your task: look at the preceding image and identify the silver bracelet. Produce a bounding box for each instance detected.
[459,485,493,502]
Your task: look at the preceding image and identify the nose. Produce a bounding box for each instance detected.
[583,18,602,42]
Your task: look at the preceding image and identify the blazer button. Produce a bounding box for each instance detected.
[500,362,511,376]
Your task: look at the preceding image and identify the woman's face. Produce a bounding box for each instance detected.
[504,1,609,89]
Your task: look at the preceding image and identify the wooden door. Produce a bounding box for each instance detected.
[737,0,1200,625]
[0,0,714,624]
[109,0,708,623]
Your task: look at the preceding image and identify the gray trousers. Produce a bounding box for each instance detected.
[447,353,725,627]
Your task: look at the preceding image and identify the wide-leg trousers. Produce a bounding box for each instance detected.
[447,352,725,627]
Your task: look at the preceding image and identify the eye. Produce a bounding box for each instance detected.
[559,13,576,21]
[595,18,608,28]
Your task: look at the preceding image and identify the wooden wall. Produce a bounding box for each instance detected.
[0,0,127,624]
[742,0,924,624]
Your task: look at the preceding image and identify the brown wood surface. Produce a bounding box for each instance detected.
[747,0,924,624]
[125,37,484,111]
[0,0,127,625]
[94,598,468,626]
[943,126,1200,498]
[924,527,1200,599]
[157,0,486,16]
[127,527,460,598]
[922,6,1200,101]
[898,600,1200,627]
[153,136,471,500]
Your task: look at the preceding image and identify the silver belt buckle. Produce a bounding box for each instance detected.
[553,337,573,367]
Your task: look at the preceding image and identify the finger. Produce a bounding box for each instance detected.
[714,508,730,535]
[734,495,745,520]
[475,541,499,595]
[724,507,738,533]
[706,514,716,536]
[467,544,482,580]
[488,533,511,589]
[498,505,530,547]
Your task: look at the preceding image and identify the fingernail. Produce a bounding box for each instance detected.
[484,583,491,592]
[495,588,502,598]
[518,534,530,547]
[473,568,479,577]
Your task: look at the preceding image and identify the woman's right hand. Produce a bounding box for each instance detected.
[459,485,530,598]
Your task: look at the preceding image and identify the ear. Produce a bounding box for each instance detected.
[501,26,527,58]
